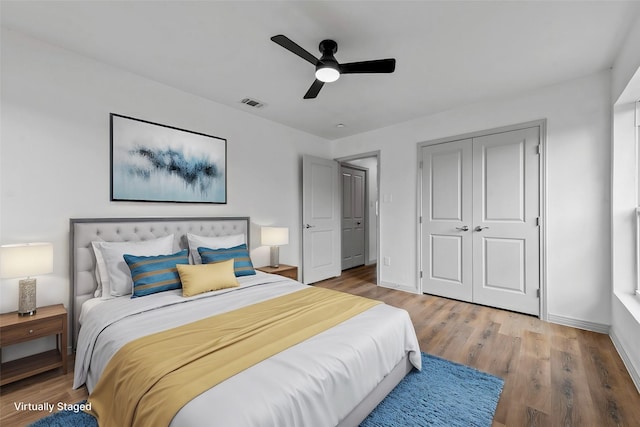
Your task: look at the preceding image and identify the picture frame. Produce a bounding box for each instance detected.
[110,113,227,204]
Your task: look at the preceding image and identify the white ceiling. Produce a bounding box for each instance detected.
[2,1,639,140]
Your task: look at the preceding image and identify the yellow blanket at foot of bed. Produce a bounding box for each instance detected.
[86,286,381,427]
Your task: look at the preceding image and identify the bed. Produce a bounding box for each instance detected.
[70,217,421,427]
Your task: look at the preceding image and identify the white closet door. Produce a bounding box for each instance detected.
[421,139,473,302]
[472,127,540,315]
[420,126,541,316]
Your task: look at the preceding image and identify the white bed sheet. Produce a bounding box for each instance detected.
[78,297,104,326]
[74,271,421,427]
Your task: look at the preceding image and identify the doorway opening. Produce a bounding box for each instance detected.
[337,151,380,286]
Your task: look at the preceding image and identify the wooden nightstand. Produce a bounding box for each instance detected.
[256,264,298,280]
[0,304,68,386]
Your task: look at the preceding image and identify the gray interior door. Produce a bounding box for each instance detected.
[341,165,366,270]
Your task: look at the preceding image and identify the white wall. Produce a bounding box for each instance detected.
[0,28,331,359]
[331,71,612,327]
[612,15,640,104]
[610,14,640,391]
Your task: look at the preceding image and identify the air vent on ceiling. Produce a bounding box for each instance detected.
[240,98,266,108]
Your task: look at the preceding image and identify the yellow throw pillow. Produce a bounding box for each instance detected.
[177,259,239,297]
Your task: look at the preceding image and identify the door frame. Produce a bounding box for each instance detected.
[416,119,548,320]
[335,151,381,286]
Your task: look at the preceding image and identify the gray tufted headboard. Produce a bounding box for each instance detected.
[69,216,250,348]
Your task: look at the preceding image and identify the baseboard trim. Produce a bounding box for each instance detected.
[547,313,610,334]
[609,328,640,393]
[378,281,420,294]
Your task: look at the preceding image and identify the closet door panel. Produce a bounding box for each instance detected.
[421,139,473,302]
[472,127,540,316]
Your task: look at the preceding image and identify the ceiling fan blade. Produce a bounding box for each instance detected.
[340,58,396,74]
[303,79,324,99]
[271,35,319,66]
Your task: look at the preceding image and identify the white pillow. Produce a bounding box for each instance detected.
[187,233,245,264]
[92,235,174,298]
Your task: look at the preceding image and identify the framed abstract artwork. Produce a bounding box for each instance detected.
[110,114,227,204]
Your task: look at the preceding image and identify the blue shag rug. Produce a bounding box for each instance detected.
[28,402,95,427]
[361,352,504,427]
[29,353,502,427]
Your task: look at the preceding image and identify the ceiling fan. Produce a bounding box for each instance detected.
[270,35,396,99]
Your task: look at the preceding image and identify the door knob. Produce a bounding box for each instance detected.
[304,224,315,229]
[455,226,469,231]
[475,226,490,232]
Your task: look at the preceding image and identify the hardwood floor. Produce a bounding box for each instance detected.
[315,265,640,427]
[0,358,87,426]
[1,264,638,426]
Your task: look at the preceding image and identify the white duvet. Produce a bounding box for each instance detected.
[74,272,421,427]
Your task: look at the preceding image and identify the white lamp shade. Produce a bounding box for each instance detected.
[0,243,53,279]
[261,227,289,246]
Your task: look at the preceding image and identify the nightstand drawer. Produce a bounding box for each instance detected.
[0,317,63,346]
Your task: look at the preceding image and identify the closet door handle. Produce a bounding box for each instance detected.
[455,226,469,231]
[475,226,490,232]
[304,224,315,229]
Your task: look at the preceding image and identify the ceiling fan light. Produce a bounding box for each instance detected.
[315,66,340,83]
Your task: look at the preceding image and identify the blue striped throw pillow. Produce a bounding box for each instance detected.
[124,249,189,298]
[198,244,256,277]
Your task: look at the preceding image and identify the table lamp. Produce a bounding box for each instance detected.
[0,242,53,316]
[261,227,289,268]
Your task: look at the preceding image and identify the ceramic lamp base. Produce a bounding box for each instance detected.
[269,246,280,268]
[18,278,37,316]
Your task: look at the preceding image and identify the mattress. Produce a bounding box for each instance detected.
[74,271,421,427]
